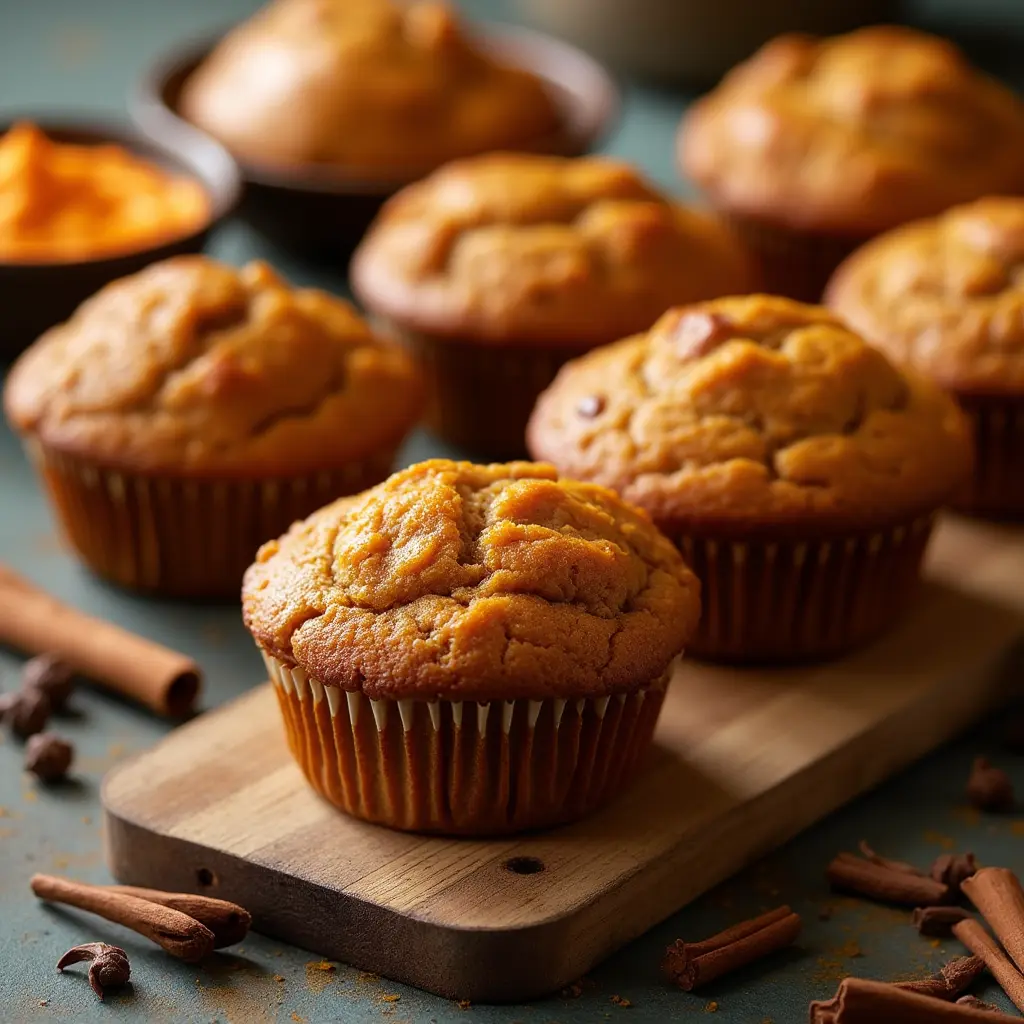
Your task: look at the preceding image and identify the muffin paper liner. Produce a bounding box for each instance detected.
[262,650,669,835]
[24,441,395,598]
[723,214,864,303]
[389,323,586,459]
[674,515,935,663]
[953,394,1024,520]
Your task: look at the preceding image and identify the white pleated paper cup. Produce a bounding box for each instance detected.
[673,514,935,663]
[24,441,396,598]
[262,650,669,836]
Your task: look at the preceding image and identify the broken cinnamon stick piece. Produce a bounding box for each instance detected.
[961,868,1024,976]
[913,906,973,937]
[894,955,985,999]
[953,917,1024,1014]
[956,996,1003,1013]
[809,977,1020,1023]
[662,905,800,991]
[0,564,200,717]
[826,853,949,906]
[932,853,979,897]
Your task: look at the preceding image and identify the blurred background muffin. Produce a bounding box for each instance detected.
[4,256,423,598]
[243,458,701,834]
[180,0,562,182]
[827,196,1024,520]
[678,26,1024,301]
[351,151,757,457]
[527,295,972,662]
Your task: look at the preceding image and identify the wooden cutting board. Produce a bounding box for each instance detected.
[102,515,1024,1002]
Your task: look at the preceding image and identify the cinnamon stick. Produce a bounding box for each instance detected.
[662,905,800,991]
[894,956,985,999]
[31,874,213,962]
[826,852,949,906]
[962,868,1024,976]
[104,885,250,948]
[953,917,1024,1014]
[858,841,924,876]
[913,906,973,937]
[809,977,1020,1023]
[0,564,200,716]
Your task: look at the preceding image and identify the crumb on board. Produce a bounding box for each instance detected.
[611,994,632,1007]
[705,1001,719,1012]
[456,999,471,1010]
[273,974,285,983]
[309,960,334,972]
[382,993,401,1003]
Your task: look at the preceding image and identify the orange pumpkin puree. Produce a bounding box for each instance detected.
[0,123,210,262]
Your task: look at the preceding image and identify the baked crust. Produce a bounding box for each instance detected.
[351,152,756,344]
[526,294,972,532]
[242,459,701,700]
[3,256,423,477]
[827,196,1024,396]
[679,26,1024,236]
[181,0,561,178]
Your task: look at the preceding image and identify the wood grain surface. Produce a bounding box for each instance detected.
[102,514,1024,1001]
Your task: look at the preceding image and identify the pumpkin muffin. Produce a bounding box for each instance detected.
[827,197,1024,519]
[180,0,561,181]
[242,458,701,834]
[351,152,757,456]
[679,26,1024,301]
[4,256,422,598]
[527,295,972,662]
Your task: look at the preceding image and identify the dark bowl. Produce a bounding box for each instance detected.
[131,23,620,262]
[0,119,240,362]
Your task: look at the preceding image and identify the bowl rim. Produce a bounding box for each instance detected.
[130,21,622,197]
[0,115,242,270]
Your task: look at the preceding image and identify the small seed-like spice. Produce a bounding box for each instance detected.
[932,853,978,896]
[57,943,130,1000]
[967,757,1014,812]
[22,654,75,710]
[24,733,73,781]
[8,687,50,738]
[913,906,972,937]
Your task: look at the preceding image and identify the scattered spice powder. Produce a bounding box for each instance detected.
[382,993,400,1003]
[457,999,471,1010]
[611,994,631,1007]
[704,1001,719,1012]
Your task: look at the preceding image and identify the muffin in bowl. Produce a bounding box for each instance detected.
[827,197,1024,519]
[527,295,972,662]
[243,458,701,834]
[180,0,562,181]
[351,151,756,456]
[4,256,423,598]
[679,26,1024,301]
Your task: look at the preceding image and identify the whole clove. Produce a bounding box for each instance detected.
[7,687,50,738]
[24,732,74,781]
[22,653,75,710]
[913,906,973,937]
[57,943,130,1000]
[966,758,1014,812]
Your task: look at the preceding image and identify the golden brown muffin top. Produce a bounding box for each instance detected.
[180,0,561,179]
[826,197,1024,396]
[350,152,756,344]
[243,459,700,701]
[4,256,423,477]
[680,26,1024,236]
[527,295,971,533]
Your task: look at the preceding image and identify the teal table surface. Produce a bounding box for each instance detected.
[3,1,1024,1021]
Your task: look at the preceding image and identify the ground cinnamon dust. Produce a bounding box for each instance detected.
[0,123,208,262]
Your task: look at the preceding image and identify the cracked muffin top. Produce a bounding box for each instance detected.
[526,295,972,533]
[242,459,701,701]
[180,0,561,179]
[679,26,1024,236]
[350,152,756,344]
[826,197,1024,396]
[3,256,423,477]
